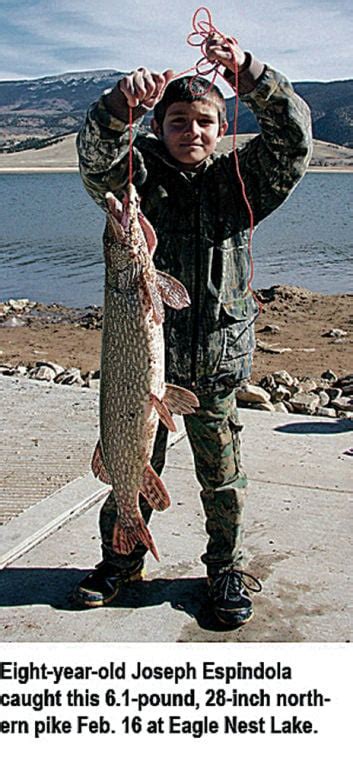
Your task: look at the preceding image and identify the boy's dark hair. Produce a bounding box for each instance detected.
[154,75,227,129]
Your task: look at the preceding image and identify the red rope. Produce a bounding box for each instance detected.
[184,6,258,305]
[128,6,259,306]
[128,104,134,186]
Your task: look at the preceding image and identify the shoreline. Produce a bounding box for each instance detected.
[0,166,352,174]
[1,286,352,385]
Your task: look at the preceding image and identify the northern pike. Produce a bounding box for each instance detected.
[92,183,199,561]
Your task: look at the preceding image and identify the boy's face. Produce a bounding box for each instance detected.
[152,99,228,168]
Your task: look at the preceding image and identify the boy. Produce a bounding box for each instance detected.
[74,34,312,626]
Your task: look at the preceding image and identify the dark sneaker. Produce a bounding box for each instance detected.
[208,568,262,627]
[73,560,145,607]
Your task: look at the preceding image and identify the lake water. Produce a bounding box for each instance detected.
[0,171,352,307]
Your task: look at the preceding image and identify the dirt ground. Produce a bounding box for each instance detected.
[0,285,352,383]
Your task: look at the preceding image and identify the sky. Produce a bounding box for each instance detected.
[0,0,352,83]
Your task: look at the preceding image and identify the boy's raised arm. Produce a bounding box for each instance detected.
[205,33,313,224]
[76,68,173,208]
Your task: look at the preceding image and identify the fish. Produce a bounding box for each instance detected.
[91,182,199,561]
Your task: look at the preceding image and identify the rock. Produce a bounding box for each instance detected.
[297,378,318,393]
[330,397,353,412]
[0,365,16,375]
[259,324,281,334]
[290,391,320,414]
[318,390,330,407]
[336,373,353,386]
[259,374,277,393]
[29,365,56,382]
[272,370,295,387]
[54,368,84,386]
[335,375,353,395]
[337,411,353,419]
[237,384,271,404]
[0,316,26,328]
[315,407,337,418]
[271,384,292,402]
[273,402,289,413]
[327,387,342,402]
[83,369,100,389]
[340,385,353,395]
[15,365,28,376]
[321,370,338,382]
[256,339,291,354]
[316,378,331,391]
[86,378,100,391]
[322,328,347,338]
[252,401,276,412]
[36,360,65,376]
[8,298,32,311]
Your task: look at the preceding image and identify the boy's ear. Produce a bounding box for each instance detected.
[217,120,228,140]
[151,117,162,138]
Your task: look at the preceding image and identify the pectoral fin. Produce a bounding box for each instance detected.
[151,392,177,431]
[156,270,191,310]
[164,384,200,415]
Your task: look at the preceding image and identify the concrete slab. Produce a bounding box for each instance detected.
[0,407,352,643]
[0,374,99,522]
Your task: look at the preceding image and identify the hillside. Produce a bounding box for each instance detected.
[0,69,352,152]
[0,131,352,171]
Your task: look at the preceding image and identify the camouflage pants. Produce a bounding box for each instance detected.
[99,386,247,576]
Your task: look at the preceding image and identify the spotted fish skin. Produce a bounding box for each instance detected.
[92,183,199,560]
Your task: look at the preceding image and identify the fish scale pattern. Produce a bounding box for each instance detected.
[100,282,164,524]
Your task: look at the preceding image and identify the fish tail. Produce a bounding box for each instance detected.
[113,516,160,561]
[140,464,171,511]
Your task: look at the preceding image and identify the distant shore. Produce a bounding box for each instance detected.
[0,166,78,173]
[1,132,353,173]
[0,165,352,174]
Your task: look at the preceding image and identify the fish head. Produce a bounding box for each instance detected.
[104,185,153,273]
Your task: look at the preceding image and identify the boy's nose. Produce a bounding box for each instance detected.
[184,120,200,136]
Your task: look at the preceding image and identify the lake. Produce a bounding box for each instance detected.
[0,171,352,307]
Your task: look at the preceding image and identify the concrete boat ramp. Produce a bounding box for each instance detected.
[0,374,352,643]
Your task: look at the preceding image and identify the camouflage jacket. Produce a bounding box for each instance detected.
[77,65,312,392]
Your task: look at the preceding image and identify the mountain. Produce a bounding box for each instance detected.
[0,69,352,151]
[225,80,353,148]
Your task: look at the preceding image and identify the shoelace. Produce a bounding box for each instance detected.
[213,569,262,598]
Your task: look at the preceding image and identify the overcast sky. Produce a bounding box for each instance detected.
[0,0,352,82]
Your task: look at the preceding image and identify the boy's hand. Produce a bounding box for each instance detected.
[119,68,175,109]
[205,33,247,73]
